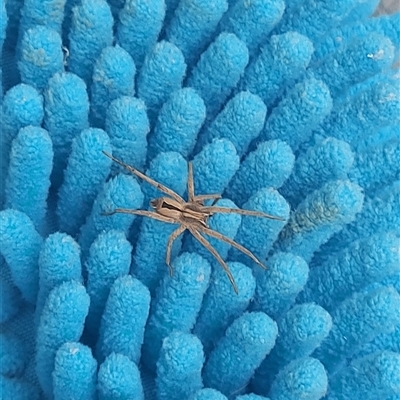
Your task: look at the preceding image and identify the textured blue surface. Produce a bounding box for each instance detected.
[105,96,149,172]
[252,253,309,320]
[156,331,204,400]
[308,33,395,98]
[218,0,285,55]
[275,0,360,41]
[326,350,400,400]
[317,76,400,147]
[116,0,165,69]
[312,12,400,62]
[0,209,43,304]
[281,137,354,207]
[252,303,332,394]
[165,0,228,67]
[314,285,400,374]
[260,77,332,151]
[349,136,400,195]
[194,261,256,353]
[0,0,7,52]
[52,342,97,400]
[316,180,400,264]
[36,233,82,322]
[97,352,144,400]
[277,180,364,262]
[1,376,40,400]
[0,274,22,323]
[148,87,206,160]
[196,91,267,157]
[56,127,112,236]
[67,0,114,84]
[1,83,43,150]
[232,188,289,262]
[43,71,89,187]
[192,138,240,195]
[0,83,44,205]
[240,31,314,107]
[142,252,211,371]
[0,331,27,377]
[1,2,400,400]
[78,173,143,258]
[187,32,249,121]
[236,395,269,400]
[203,311,278,396]
[343,0,380,24]
[35,281,90,398]
[90,45,136,128]
[225,139,294,206]
[84,230,132,342]
[19,0,66,35]
[18,26,64,91]
[300,232,400,311]
[96,275,150,364]
[191,388,228,400]
[5,126,53,233]
[268,357,328,400]
[137,41,186,122]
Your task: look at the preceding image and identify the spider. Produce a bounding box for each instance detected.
[102,151,284,293]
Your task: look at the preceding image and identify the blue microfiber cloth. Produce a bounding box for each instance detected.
[1,0,400,399]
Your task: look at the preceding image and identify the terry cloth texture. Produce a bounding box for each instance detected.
[1,0,400,399]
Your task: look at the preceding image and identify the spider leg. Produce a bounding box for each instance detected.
[188,226,239,294]
[192,194,222,203]
[186,163,221,204]
[102,151,185,203]
[187,162,195,202]
[203,205,286,221]
[103,208,178,224]
[210,197,219,207]
[165,225,187,276]
[199,225,266,270]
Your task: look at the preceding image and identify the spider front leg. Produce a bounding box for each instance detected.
[102,208,178,224]
[192,194,222,204]
[186,163,221,204]
[165,225,187,276]
[102,151,185,203]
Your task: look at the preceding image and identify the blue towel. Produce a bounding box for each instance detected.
[1,0,400,399]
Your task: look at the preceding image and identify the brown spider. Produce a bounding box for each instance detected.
[102,151,284,293]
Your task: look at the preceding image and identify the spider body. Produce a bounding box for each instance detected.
[102,151,284,293]
[151,197,209,227]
